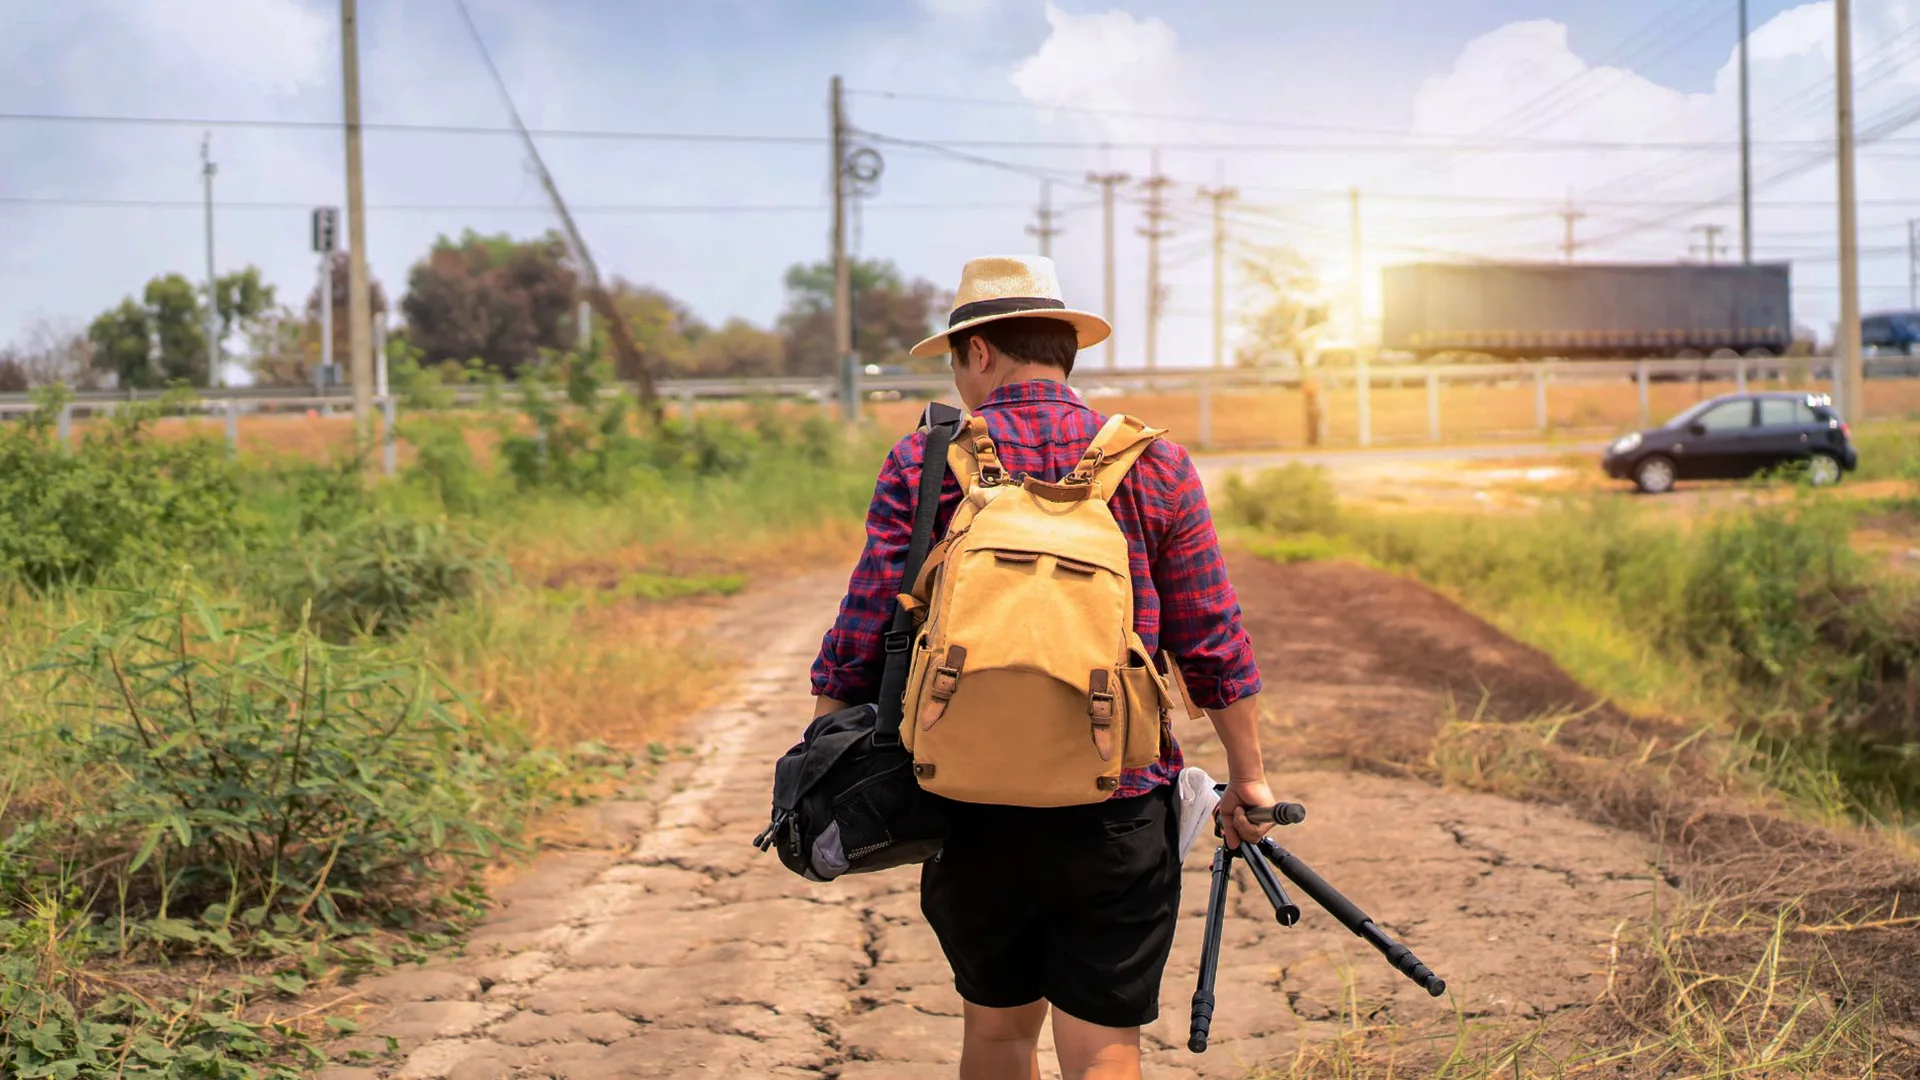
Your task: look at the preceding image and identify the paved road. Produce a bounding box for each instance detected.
[321,570,1664,1080]
[1195,440,1608,474]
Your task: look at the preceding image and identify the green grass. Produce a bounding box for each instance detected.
[0,360,885,1077]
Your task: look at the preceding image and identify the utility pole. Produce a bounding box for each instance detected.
[1690,224,1728,265]
[200,133,221,388]
[341,0,374,450]
[1026,179,1062,258]
[1199,182,1238,369]
[1836,0,1863,418]
[1138,152,1174,373]
[1087,170,1130,370]
[1350,186,1371,447]
[1559,191,1584,263]
[1739,0,1754,264]
[831,75,856,422]
[1908,219,1918,308]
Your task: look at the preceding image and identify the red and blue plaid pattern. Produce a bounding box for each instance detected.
[810,379,1263,798]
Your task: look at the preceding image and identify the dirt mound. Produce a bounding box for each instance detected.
[1222,554,1634,766]
[1219,552,1920,1063]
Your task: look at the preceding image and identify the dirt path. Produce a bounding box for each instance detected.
[321,562,1670,1080]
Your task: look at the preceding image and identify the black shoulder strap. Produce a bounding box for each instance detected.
[874,403,963,744]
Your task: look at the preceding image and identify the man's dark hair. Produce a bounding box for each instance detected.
[950,317,1080,376]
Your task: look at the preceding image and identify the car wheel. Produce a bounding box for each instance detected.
[1634,455,1676,494]
[1807,452,1842,487]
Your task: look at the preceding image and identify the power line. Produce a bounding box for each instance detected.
[0,110,823,145]
[0,195,1032,213]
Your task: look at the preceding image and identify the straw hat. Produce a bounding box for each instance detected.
[909,254,1112,359]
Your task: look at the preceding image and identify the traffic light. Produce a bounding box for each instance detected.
[311,207,339,254]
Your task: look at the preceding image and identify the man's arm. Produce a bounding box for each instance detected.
[810,433,922,706]
[1148,445,1272,847]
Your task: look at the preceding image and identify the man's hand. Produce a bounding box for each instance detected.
[1215,777,1277,850]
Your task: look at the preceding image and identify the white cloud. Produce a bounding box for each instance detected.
[1010,4,1191,139]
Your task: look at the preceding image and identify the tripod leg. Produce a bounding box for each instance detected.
[1188,844,1232,1053]
[1239,840,1300,926]
[1258,839,1446,997]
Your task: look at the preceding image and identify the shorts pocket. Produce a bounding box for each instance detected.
[1101,815,1154,841]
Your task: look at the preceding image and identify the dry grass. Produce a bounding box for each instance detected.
[1268,704,1920,1079]
[82,375,1920,467]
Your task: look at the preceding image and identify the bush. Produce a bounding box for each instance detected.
[1219,463,1340,535]
[0,391,248,588]
[266,515,506,641]
[17,585,545,933]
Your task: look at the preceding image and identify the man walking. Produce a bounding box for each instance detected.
[810,255,1271,1080]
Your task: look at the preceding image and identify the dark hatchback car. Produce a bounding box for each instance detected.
[1602,391,1857,494]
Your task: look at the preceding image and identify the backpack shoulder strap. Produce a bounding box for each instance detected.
[1067,413,1166,499]
[946,412,1007,491]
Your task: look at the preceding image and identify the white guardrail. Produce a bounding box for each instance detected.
[2,354,1914,469]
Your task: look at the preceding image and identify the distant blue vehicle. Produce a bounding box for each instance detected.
[1862,310,1920,355]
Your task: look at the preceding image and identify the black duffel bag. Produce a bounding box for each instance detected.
[752,404,961,881]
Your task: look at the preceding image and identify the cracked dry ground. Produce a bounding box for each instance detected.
[321,557,1671,1080]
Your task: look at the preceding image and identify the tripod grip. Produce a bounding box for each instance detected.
[1242,801,1307,826]
[1188,991,1214,1053]
[1380,936,1447,997]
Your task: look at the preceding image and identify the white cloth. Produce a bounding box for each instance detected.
[1175,766,1221,860]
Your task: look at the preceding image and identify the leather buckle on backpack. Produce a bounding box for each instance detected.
[1088,691,1116,723]
[931,666,960,700]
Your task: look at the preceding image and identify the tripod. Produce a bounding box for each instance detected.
[1189,795,1447,1054]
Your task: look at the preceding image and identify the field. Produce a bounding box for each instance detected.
[5,360,1920,1079]
[49,369,1920,465]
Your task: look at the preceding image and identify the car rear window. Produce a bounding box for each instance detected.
[1697,400,1754,431]
[1758,399,1819,427]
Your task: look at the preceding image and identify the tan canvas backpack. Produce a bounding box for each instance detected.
[899,411,1176,807]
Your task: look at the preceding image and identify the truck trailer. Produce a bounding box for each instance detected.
[1380,261,1792,360]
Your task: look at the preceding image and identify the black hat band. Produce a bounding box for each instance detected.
[948,296,1067,327]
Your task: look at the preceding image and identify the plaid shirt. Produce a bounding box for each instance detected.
[810,379,1262,798]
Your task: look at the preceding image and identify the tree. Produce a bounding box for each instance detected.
[304,251,391,382]
[0,318,98,389]
[604,280,704,376]
[1236,245,1330,368]
[777,258,942,376]
[399,230,575,377]
[86,274,210,389]
[692,317,785,377]
[215,266,276,338]
[0,352,25,393]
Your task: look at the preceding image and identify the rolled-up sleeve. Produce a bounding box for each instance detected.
[810,433,922,704]
[1149,448,1262,711]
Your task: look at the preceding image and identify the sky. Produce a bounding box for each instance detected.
[4,0,1920,377]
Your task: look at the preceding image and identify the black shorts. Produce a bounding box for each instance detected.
[919,785,1180,1029]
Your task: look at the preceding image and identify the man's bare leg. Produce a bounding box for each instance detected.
[960,1000,1048,1080]
[1050,1008,1142,1080]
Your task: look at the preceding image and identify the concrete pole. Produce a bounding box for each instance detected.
[831,76,857,423]
[319,256,334,392]
[201,134,221,388]
[1637,360,1650,427]
[1350,187,1371,447]
[1739,0,1754,265]
[1200,182,1238,369]
[1836,0,1864,419]
[577,298,592,354]
[1426,369,1440,441]
[1088,171,1129,371]
[342,0,375,450]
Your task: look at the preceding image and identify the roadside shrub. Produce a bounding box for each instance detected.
[18,586,546,933]
[0,391,247,588]
[267,515,505,641]
[1219,463,1340,535]
[402,416,491,515]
